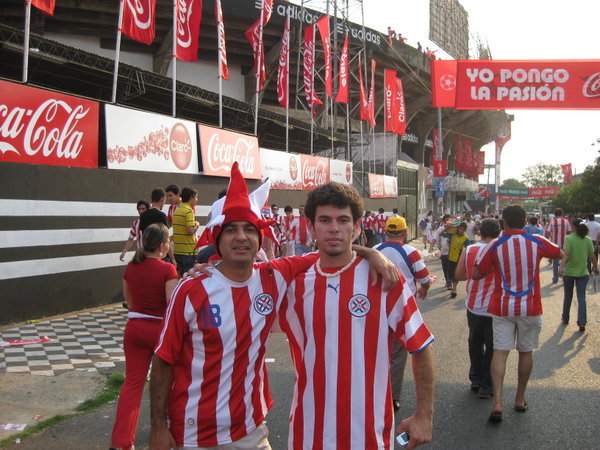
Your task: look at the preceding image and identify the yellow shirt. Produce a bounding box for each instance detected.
[449,233,468,262]
[172,203,196,255]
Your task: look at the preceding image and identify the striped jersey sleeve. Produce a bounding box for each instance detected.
[464,243,496,316]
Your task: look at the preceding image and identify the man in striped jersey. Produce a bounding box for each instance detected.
[546,208,572,283]
[119,200,149,261]
[455,218,501,399]
[280,182,435,449]
[165,184,182,227]
[374,207,388,245]
[374,215,432,411]
[473,205,562,422]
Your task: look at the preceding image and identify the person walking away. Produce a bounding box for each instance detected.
[546,208,571,283]
[464,212,478,244]
[374,207,388,245]
[473,205,562,422]
[455,219,501,399]
[119,200,150,261]
[584,213,600,273]
[432,214,452,289]
[559,219,598,332]
[524,216,542,235]
[172,187,200,276]
[448,222,469,298]
[110,223,178,450]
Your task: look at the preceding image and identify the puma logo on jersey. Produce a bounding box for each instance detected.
[327,283,339,293]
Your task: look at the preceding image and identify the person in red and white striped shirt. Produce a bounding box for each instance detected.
[119,200,150,261]
[279,182,435,449]
[473,205,562,422]
[289,205,314,255]
[545,208,572,283]
[455,218,501,399]
[374,207,388,244]
[165,184,182,227]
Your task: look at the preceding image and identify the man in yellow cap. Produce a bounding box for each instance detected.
[374,215,432,411]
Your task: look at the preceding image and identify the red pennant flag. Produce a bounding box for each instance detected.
[32,0,55,15]
[335,34,349,104]
[175,0,203,62]
[384,69,397,133]
[122,0,156,45]
[368,59,377,126]
[316,15,332,98]
[244,0,274,92]
[478,151,485,175]
[304,25,322,116]
[394,77,407,135]
[433,160,447,177]
[432,129,440,162]
[430,59,457,108]
[454,136,464,168]
[277,16,291,108]
[561,163,573,184]
[259,0,274,25]
[215,0,228,79]
[358,55,370,123]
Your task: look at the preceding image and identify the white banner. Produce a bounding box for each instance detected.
[105,104,199,173]
[329,158,353,185]
[259,148,302,190]
[384,175,398,198]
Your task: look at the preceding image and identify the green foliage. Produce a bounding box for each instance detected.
[502,178,527,188]
[552,152,600,214]
[521,163,563,188]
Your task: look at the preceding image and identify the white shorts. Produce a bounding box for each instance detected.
[492,315,542,352]
[181,423,271,450]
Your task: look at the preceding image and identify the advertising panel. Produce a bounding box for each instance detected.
[300,154,329,190]
[105,104,198,173]
[198,124,260,179]
[368,173,385,198]
[329,158,353,185]
[0,80,99,168]
[383,175,398,198]
[259,148,302,190]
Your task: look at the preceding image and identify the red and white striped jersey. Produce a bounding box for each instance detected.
[289,216,313,246]
[128,219,143,249]
[363,215,375,231]
[374,213,388,234]
[373,241,431,295]
[279,257,434,449]
[476,230,561,317]
[167,203,179,225]
[546,216,571,248]
[280,215,295,243]
[464,243,496,316]
[154,255,317,447]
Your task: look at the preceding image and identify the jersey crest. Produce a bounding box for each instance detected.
[253,293,275,315]
[348,294,371,317]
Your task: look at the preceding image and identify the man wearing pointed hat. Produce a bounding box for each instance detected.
[149,163,396,449]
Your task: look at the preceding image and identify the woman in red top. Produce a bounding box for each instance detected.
[111,223,178,450]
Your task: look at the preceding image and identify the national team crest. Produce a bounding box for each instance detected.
[348,294,371,317]
[253,293,274,316]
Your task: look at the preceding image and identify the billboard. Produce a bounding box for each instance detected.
[300,154,330,190]
[105,104,198,173]
[0,80,99,168]
[429,0,469,60]
[259,148,302,190]
[329,158,353,185]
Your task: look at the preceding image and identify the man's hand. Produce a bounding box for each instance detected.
[119,252,126,261]
[187,262,212,278]
[353,246,399,290]
[396,413,432,449]
[150,425,177,450]
[416,283,430,300]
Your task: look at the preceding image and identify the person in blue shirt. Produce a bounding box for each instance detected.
[524,216,542,235]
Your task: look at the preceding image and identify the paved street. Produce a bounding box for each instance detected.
[2,248,599,449]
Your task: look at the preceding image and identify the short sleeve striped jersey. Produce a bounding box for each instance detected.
[546,216,571,248]
[373,241,431,295]
[464,243,496,316]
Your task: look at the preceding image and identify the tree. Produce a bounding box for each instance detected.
[552,152,600,214]
[521,163,563,188]
[502,178,527,188]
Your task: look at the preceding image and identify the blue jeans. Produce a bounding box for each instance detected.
[375,232,385,245]
[552,258,560,283]
[562,275,589,326]
[294,243,312,255]
[466,311,493,394]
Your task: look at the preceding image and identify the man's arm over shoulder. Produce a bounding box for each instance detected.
[150,355,177,450]
[537,235,562,260]
[472,240,495,280]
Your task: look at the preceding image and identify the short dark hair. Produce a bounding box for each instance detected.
[587,213,595,221]
[479,219,501,239]
[378,207,385,213]
[284,205,293,213]
[165,184,180,195]
[217,189,227,199]
[304,182,364,223]
[554,208,563,216]
[181,187,198,203]
[528,216,538,225]
[271,204,278,208]
[503,204,527,228]
[458,222,467,231]
[392,208,398,214]
[151,188,166,203]
[137,199,150,209]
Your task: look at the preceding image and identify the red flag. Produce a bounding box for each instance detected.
[432,129,440,162]
[31,0,55,15]
[259,0,274,25]
[316,15,332,98]
[384,69,397,133]
[244,0,274,92]
[454,135,464,168]
[175,0,202,62]
[368,59,377,126]
[215,0,228,79]
[561,163,573,184]
[478,151,485,175]
[358,55,370,122]
[335,34,349,104]
[394,77,407,135]
[430,59,457,108]
[277,16,291,108]
[433,160,447,177]
[304,25,322,116]
[122,0,156,45]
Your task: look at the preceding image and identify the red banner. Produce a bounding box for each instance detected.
[394,77,407,135]
[304,25,322,115]
[431,59,457,108]
[477,187,491,199]
[528,187,559,198]
[368,173,385,198]
[368,59,377,126]
[384,69,397,133]
[358,55,370,123]
[316,15,332,98]
[277,16,290,108]
[32,0,55,15]
[454,136,464,168]
[198,124,260,179]
[175,0,202,62]
[300,155,330,190]
[335,34,349,104]
[455,60,600,110]
[0,80,99,168]
[478,151,485,175]
[215,0,228,79]
[433,160,447,177]
[561,163,573,184]
[432,129,440,162]
[245,0,273,92]
[122,0,156,45]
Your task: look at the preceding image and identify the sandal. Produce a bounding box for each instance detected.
[488,411,503,423]
[515,401,528,412]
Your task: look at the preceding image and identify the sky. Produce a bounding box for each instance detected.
[358,0,600,183]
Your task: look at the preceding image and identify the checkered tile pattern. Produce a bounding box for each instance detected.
[0,304,127,377]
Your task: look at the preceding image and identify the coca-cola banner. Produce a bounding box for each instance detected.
[259,148,302,190]
[329,159,353,185]
[277,16,291,108]
[175,0,203,62]
[215,0,228,79]
[455,60,600,110]
[316,15,332,98]
[528,187,559,198]
[199,124,260,179]
[335,34,349,104]
[105,104,198,174]
[384,175,398,198]
[300,154,329,190]
[122,0,156,45]
[368,173,385,199]
[0,80,99,169]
